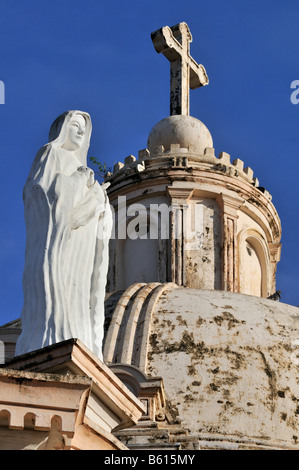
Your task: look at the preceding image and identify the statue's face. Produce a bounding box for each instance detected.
[62,114,86,151]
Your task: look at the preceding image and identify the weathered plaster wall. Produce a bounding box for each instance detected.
[107,195,170,291]
[184,199,222,290]
[145,288,299,449]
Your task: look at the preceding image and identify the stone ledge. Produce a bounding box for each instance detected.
[0,339,145,450]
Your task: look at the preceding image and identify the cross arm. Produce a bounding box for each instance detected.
[189,58,209,89]
[151,22,209,115]
[151,25,208,88]
[151,26,182,62]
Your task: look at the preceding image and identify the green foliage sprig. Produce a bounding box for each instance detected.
[89,156,112,180]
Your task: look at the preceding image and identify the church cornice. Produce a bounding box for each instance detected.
[107,162,281,243]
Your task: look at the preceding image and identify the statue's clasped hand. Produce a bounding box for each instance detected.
[77,166,95,188]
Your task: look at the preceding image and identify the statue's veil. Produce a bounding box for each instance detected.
[25,110,92,194]
[48,110,92,165]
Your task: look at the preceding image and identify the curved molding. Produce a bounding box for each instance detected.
[103,283,146,363]
[138,283,178,373]
[104,283,178,372]
[119,283,161,364]
[238,228,270,297]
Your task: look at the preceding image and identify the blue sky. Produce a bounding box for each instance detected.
[0,0,298,325]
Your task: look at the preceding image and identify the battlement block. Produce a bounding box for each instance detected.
[218,152,230,165]
[124,155,136,165]
[244,167,254,180]
[204,147,215,157]
[113,162,124,173]
[169,143,181,152]
[138,148,150,160]
[253,177,259,187]
[153,145,165,154]
[232,158,244,171]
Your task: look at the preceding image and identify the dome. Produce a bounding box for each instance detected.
[104,283,299,450]
[147,115,213,155]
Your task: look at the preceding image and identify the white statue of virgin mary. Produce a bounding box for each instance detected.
[15,110,112,360]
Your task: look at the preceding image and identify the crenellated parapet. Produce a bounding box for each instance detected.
[106,144,272,201]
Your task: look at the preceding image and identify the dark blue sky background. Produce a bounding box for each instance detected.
[0,0,298,325]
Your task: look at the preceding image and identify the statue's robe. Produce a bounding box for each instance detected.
[15,111,112,360]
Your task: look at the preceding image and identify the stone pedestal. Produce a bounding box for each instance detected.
[0,339,145,450]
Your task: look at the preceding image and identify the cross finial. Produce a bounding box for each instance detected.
[151,22,209,116]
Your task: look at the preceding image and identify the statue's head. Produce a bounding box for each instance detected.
[62,114,87,151]
[48,110,92,164]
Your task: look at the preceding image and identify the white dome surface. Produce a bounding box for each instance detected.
[147,115,213,155]
[104,284,299,449]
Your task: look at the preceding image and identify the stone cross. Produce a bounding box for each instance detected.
[151,22,209,116]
